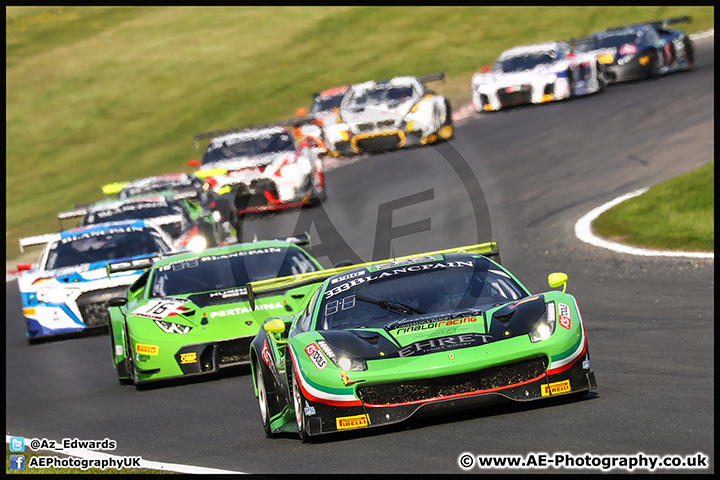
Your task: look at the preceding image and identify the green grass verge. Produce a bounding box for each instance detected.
[6,6,715,260]
[5,446,170,474]
[593,162,714,252]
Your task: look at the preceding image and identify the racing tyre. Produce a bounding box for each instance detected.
[684,38,695,68]
[109,323,132,384]
[292,368,311,442]
[255,360,276,437]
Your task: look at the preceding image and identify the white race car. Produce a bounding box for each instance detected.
[323,73,454,156]
[472,41,606,112]
[292,85,350,156]
[191,125,326,215]
[16,220,178,342]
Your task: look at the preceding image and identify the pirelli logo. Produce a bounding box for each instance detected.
[135,343,159,356]
[541,379,571,396]
[336,414,369,430]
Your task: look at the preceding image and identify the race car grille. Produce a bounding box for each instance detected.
[353,133,404,153]
[376,119,396,128]
[497,85,532,107]
[217,337,252,365]
[357,357,548,406]
[77,286,129,328]
[356,123,375,132]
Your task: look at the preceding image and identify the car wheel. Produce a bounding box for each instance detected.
[684,38,695,67]
[255,360,275,437]
[292,368,310,442]
[109,323,132,384]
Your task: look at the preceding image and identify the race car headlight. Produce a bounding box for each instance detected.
[617,54,635,66]
[276,162,301,178]
[317,339,367,371]
[154,320,192,334]
[186,235,208,252]
[529,302,556,343]
[597,54,615,65]
[339,130,350,142]
[405,119,414,132]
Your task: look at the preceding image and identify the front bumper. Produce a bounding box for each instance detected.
[130,334,256,383]
[22,285,129,340]
[294,342,595,437]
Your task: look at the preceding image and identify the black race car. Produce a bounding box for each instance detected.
[573,17,694,83]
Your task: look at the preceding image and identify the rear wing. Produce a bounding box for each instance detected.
[105,252,185,277]
[417,72,445,84]
[57,208,88,220]
[650,16,692,29]
[19,234,58,253]
[192,121,296,150]
[101,182,129,196]
[247,241,499,310]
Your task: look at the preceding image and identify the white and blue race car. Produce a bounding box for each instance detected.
[16,220,178,342]
[471,41,606,112]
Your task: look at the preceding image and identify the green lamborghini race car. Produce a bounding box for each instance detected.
[106,235,322,387]
[246,242,596,440]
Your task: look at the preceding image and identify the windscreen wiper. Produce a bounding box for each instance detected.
[354,294,425,315]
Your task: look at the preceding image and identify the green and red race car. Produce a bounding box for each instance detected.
[246,242,596,440]
[106,235,323,387]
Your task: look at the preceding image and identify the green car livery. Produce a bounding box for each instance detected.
[247,242,597,440]
[106,236,322,387]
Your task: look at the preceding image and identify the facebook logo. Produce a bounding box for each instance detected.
[9,455,25,470]
[9,436,25,452]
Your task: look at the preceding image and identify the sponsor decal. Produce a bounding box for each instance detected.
[208,302,282,318]
[324,261,474,299]
[305,343,328,370]
[582,354,590,370]
[336,414,369,430]
[541,379,571,396]
[304,401,316,416]
[330,270,366,285]
[60,226,145,244]
[210,287,247,298]
[261,340,272,368]
[398,333,493,357]
[180,352,197,364]
[130,299,188,320]
[135,343,159,356]
[374,256,437,270]
[558,303,571,329]
[392,315,479,335]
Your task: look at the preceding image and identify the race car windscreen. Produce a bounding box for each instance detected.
[576,32,642,51]
[317,257,528,331]
[201,131,295,164]
[497,52,557,72]
[148,246,319,298]
[346,86,415,109]
[45,229,172,270]
[310,93,345,114]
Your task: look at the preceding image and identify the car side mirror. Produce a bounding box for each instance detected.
[548,272,568,292]
[108,297,128,307]
[264,318,286,334]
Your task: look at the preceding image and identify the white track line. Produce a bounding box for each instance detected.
[6,435,245,474]
[574,188,714,259]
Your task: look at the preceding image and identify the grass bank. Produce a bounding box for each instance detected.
[6,6,715,260]
[593,162,714,252]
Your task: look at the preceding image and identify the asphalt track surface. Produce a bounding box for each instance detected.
[6,37,713,474]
